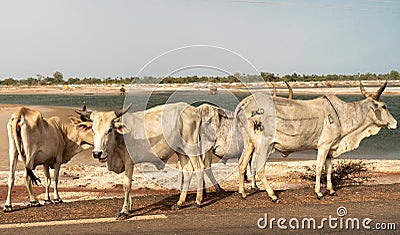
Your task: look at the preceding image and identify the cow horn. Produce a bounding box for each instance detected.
[360,81,387,100]
[374,81,387,101]
[75,101,92,121]
[272,83,277,97]
[359,81,369,98]
[115,103,133,118]
[285,81,293,99]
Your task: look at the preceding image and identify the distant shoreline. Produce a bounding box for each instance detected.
[1,80,400,96]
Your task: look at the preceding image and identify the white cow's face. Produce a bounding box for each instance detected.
[90,111,130,162]
[369,99,397,130]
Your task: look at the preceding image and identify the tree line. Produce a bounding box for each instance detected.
[1,70,399,86]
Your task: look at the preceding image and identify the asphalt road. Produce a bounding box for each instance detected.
[1,184,399,234]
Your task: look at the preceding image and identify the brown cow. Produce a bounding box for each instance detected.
[4,107,93,212]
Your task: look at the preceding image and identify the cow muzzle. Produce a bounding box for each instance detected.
[93,150,103,159]
[388,122,397,130]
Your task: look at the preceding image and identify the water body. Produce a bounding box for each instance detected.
[0,91,398,160]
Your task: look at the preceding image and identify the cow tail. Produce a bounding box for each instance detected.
[12,111,41,185]
[11,111,24,160]
[234,101,249,131]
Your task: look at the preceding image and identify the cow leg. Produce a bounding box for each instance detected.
[4,149,18,212]
[203,151,223,192]
[315,149,329,200]
[248,157,258,191]
[25,169,40,206]
[238,143,254,198]
[177,159,183,192]
[43,164,53,204]
[189,156,205,207]
[174,155,192,209]
[53,164,63,204]
[325,155,336,196]
[117,161,133,220]
[257,161,278,202]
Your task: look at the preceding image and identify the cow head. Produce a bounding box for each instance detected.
[68,116,94,149]
[360,81,397,130]
[89,104,132,162]
[367,99,397,130]
[198,104,237,156]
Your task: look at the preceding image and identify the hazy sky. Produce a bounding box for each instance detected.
[0,0,399,79]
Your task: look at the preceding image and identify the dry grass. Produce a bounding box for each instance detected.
[300,160,370,186]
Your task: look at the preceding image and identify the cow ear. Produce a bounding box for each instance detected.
[69,116,81,125]
[70,117,92,131]
[74,120,93,131]
[114,122,131,134]
[77,122,93,130]
[81,143,92,150]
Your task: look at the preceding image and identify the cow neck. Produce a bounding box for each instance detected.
[113,131,124,147]
[323,95,342,128]
[62,124,84,159]
[106,134,128,167]
[334,98,374,137]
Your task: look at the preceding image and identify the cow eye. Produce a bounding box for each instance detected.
[107,128,113,134]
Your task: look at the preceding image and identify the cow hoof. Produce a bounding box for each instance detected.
[32,178,42,186]
[3,205,13,212]
[171,204,183,210]
[191,203,201,209]
[54,199,63,204]
[272,198,280,203]
[44,200,54,205]
[250,187,259,193]
[116,213,129,220]
[317,195,325,200]
[215,187,225,193]
[28,201,41,207]
[329,191,338,197]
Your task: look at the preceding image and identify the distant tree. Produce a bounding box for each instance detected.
[1,71,398,87]
[260,72,279,82]
[53,71,64,84]
[130,77,140,84]
[22,77,37,86]
[389,70,399,80]
[1,77,17,86]
[44,76,55,85]
[81,77,101,85]
[67,77,80,84]
[37,74,43,86]
[104,77,113,85]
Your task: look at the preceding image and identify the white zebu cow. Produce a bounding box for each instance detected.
[79,102,205,220]
[4,107,93,212]
[236,82,397,201]
[197,83,294,191]
[197,104,244,191]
